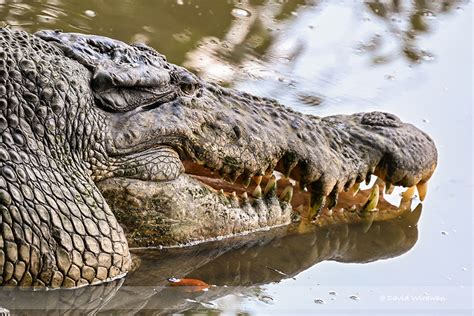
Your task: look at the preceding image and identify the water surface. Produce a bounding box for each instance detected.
[0,0,472,314]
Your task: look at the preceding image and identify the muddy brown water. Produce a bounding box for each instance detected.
[0,0,472,314]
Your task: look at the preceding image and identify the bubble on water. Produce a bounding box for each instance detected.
[461,267,468,271]
[84,10,96,18]
[422,118,430,123]
[441,231,448,235]
[231,8,251,18]
[314,298,325,304]
[349,295,360,301]
[177,0,184,5]
[329,291,337,295]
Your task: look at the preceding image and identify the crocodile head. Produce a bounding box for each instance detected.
[35,30,437,246]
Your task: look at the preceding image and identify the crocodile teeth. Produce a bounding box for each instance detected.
[385,182,394,194]
[252,185,262,198]
[243,176,251,188]
[365,174,372,185]
[362,184,379,212]
[374,177,385,192]
[241,191,249,201]
[416,181,428,201]
[402,186,416,200]
[230,191,239,207]
[284,162,297,178]
[280,185,294,203]
[309,194,326,220]
[352,183,360,196]
[254,175,263,186]
[327,188,338,210]
[264,175,277,195]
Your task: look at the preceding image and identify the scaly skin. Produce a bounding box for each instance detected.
[0,28,437,287]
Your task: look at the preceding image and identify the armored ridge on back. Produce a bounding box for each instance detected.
[0,28,437,288]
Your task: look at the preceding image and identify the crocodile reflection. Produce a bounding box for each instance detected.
[0,196,422,314]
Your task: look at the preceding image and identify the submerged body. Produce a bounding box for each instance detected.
[0,29,437,287]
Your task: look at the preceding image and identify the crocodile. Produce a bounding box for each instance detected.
[0,28,437,288]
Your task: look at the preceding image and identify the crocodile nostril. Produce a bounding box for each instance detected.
[361,111,401,127]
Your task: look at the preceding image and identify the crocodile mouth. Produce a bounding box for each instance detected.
[181,158,422,223]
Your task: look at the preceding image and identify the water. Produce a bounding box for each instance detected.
[0,0,472,314]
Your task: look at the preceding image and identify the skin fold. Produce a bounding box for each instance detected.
[0,28,437,288]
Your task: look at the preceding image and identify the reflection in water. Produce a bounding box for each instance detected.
[0,206,421,314]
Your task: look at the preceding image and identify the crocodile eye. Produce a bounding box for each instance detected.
[175,71,199,96]
[180,81,196,95]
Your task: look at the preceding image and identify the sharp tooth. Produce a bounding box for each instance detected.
[352,183,360,196]
[365,174,372,185]
[385,182,394,194]
[416,181,428,201]
[325,208,333,216]
[265,167,274,176]
[252,185,262,198]
[264,175,277,195]
[241,191,249,201]
[344,178,356,192]
[348,205,357,212]
[282,153,298,178]
[243,176,251,188]
[229,171,241,184]
[254,175,263,186]
[402,186,416,200]
[327,188,338,209]
[219,189,225,195]
[362,184,379,212]
[309,194,326,220]
[280,185,294,203]
[230,191,239,207]
[284,162,297,178]
[336,208,345,215]
[374,177,385,192]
